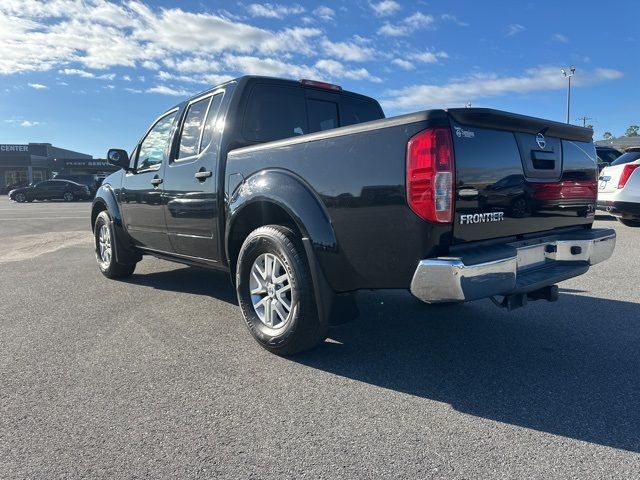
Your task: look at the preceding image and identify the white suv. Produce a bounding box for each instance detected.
[597,148,640,227]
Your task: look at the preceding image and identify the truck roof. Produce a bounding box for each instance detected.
[168,75,378,111]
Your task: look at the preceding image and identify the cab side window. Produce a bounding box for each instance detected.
[137,111,177,171]
[177,97,210,160]
[200,93,224,151]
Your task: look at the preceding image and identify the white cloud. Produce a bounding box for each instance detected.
[382,66,624,111]
[409,51,448,64]
[378,12,434,37]
[0,1,322,75]
[507,24,525,36]
[315,59,381,82]
[157,70,232,86]
[593,68,624,80]
[392,59,414,70]
[312,6,335,22]
[146,85,192,96]
[58,68,113,80]
[223,54,319,79]
[370,1,401,17]
[28,83,48,89]
[441,14,468,27]
[59,68,95,78]
[20,120,40,127]
[321,39,376,62]
[552,33,569,43]
[246,3,305,19]
[141,60,160,70]
[163,57,221,73]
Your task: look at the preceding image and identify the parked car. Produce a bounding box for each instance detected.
[597,148,640,226]
[9,179,90,202]
[1,181,30,195]
[53,174,102,197]
[595,146,622,172]
[92,75,616,355]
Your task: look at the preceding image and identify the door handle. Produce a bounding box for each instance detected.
[151,177,163,187]
[195,170,212,180]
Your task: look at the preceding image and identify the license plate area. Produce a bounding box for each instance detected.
[515,244,548,270]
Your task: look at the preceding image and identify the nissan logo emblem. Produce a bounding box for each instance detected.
[536,133,546,149]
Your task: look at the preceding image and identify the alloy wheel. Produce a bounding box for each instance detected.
[249,253,294,329]
[97,224,112,266]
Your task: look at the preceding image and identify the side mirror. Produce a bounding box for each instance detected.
[107,149,131,170]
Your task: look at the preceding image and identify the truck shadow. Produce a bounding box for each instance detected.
[126,266,238,305]
[295,290,640,453]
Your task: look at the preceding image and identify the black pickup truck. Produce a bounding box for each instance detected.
[93,76,616,355]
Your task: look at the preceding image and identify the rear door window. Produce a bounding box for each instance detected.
[200,93,224,151]
[177,97,211,160]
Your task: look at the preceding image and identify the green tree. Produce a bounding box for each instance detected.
[625,125,639,137]
[603,132,613,140]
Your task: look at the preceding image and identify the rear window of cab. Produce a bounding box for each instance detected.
[242,84,383,143]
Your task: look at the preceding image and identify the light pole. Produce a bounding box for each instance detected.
[561,65,575,124]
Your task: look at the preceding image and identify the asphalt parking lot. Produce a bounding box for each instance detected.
[1,196,639,479]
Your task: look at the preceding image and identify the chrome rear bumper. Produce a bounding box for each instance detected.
[410,228,616,303]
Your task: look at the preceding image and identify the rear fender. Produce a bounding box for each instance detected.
[226,169,338,257]
[227,169,355,326]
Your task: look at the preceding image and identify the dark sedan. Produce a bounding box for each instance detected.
[9,179,90,203]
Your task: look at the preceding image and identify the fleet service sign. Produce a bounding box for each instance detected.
[0,145,29,153]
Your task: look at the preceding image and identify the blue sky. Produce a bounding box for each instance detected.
[0,0,637,158]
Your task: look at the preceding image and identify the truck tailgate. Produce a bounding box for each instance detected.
[448,108,597,244]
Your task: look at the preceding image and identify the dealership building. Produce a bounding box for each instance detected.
[0,143,118,191]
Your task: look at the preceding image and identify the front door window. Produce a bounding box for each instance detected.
[136,112,177,171]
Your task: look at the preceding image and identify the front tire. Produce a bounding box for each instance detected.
[14,193,26,203]
[94,210,136,279]
[618,218,640,227]
[236,225,327,355]
[63,192,75,202]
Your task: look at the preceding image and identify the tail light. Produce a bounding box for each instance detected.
[406,127,454,223]
[618,164,640,189]
[530,180,597,201]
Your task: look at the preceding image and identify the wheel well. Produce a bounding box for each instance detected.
[227,201,303,276]
[91,201,107,229]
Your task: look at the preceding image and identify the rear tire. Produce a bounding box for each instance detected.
[94,210,136,279]
[618,218,640,227]
[236,225,327,355]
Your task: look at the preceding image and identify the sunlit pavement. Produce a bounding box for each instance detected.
[1,195,639,478]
